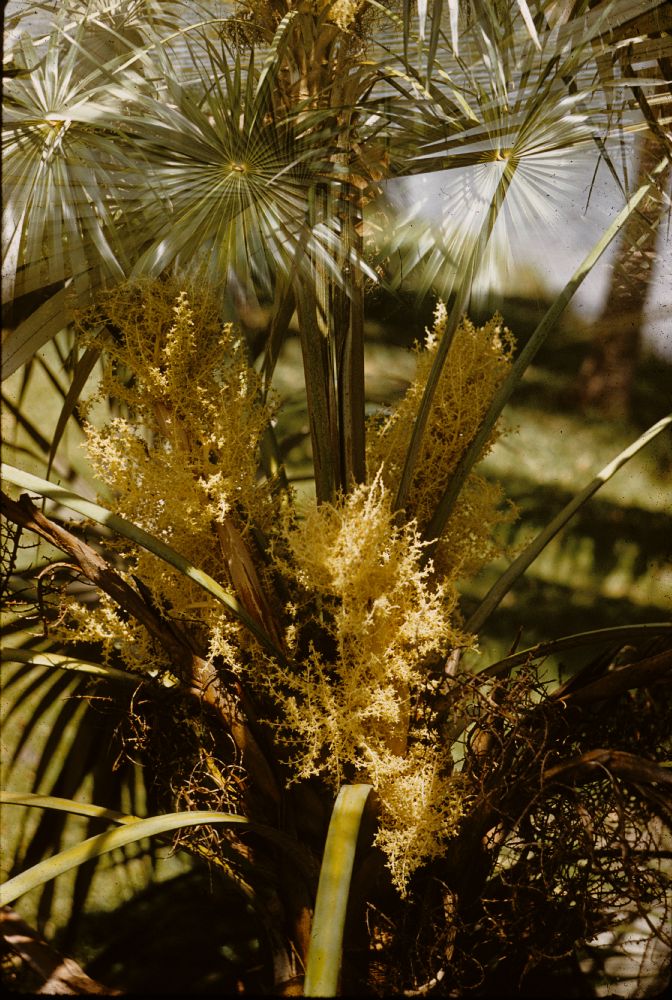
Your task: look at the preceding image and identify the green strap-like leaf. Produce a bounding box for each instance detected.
[515,0,541,50]
[1,791,140,826]
[0,808,248,907]
[393,149,519,516]
[304,784,372,998]
[46,343,100,478]
[1,288,71,381]
[477,623,672,679]
[0,464,285,663]
[1,647,142,685]
[424,154,672,545]
[1,790,317,888]
[464,413,672,635]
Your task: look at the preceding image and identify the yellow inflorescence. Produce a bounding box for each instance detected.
[68,279,515,894]
[373,748,471,894]
[265,475,470,891]
[244,1,365,32]
[323,0,364,29]
[368,303,517,578]
[69,276,276,673]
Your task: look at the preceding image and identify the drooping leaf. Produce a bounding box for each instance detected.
[0,810,250,906]
[1,464,286,662]
[465,414,672,634]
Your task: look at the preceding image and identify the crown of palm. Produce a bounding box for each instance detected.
[2,0,670,375]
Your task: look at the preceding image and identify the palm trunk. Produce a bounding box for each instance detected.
[577,130,670,418]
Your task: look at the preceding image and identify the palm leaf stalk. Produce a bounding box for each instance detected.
[0,463,285,662]
[464,412,672,635]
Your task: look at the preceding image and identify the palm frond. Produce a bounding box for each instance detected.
[1,464,286,661]
[2,13,151,378]
[0,656,154,931]
[0,809,249,907]
[371,13,629,300]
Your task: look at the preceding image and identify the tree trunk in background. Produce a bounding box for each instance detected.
[577,129,670,420]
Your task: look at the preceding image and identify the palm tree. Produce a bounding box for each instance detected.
[577,128,671,418]
[2,1,671,995]
[574,0,672,418]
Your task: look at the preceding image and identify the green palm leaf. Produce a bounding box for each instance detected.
[0,809,249,906]
[464,413,672,634]
[304,784,372,997]
[2,14,147,378]
[2,647,150,685]
[0,656,153,931]
[373,34,602,299]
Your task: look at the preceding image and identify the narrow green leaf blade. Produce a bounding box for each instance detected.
[46,344,100,478]
[1,647,140,685]
[465,414,672,635]
[516,0,541,50]
[304,784,372,997]
[1,288,70,381]
[1,791,140,826]
[477,623,672,678]
[0,810,247,906]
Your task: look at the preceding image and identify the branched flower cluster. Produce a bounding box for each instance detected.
[265,476,470,890]
[369,302,517,578]
[259,307,516,890]
[66,275,277,674]
[66,279,515,893]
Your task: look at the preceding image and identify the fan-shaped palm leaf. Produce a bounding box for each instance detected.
[2,12,151,377]
[122,42,340,292]
[371,4,659,303]
[0,655,154,933]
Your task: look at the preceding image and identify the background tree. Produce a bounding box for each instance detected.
[576,0,671,417]
[578,128,671,418]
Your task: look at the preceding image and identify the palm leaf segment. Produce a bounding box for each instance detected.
[6,1,668,372]
[2,12,140,374]
[124,32,348,293]
[2,3,372,379]
[372,0,671,301]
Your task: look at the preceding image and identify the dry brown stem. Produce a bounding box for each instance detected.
[0,906,120,995]
[555,650,672,705]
